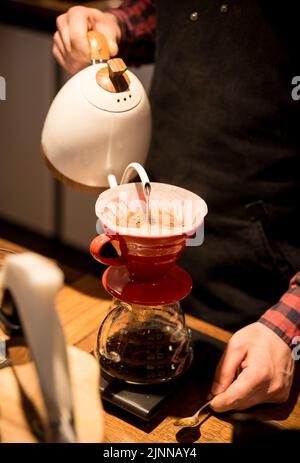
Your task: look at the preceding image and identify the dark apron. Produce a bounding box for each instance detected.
[145,0,300,330]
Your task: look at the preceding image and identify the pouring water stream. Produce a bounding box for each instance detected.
[107,162,152,227]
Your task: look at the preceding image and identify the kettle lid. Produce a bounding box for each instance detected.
[81,62,144,113]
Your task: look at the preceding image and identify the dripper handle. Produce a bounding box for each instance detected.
[90,235,125,266]
[87,31,110,63]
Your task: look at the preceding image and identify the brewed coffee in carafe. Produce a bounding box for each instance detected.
[96,300,192,384]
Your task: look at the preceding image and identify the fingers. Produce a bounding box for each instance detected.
[53,31,65,57]
[209,323,296,414]
[53,6,122,74]
[210,367,266,412]
[54,7,92,74]
[52,39,67,71]
[67,7,90,61]
[211,340,246,396]
[55,14,71,53]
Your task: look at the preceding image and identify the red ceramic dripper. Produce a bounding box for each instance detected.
[90,182,207,305]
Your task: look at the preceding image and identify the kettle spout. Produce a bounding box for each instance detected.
[120,162,151,198]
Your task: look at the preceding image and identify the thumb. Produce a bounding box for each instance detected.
[107,38,119,57]
[210,366,260,413]
[211,341,246,396]
[94,22,119,57]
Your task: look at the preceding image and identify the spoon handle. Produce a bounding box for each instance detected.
[196,398,213,417]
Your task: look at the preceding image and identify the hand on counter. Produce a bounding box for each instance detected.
[54,6,121,75]
[210,322,295,412]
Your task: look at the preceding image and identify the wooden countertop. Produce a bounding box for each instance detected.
[1,0,120,32]
[1,238,299,443]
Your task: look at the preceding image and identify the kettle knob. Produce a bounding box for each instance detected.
[107,58,127,79]
[96,58,130,93]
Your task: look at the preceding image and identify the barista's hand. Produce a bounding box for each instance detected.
[210,322,295,412]
[54,6,121,74]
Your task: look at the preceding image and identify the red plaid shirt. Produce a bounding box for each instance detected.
[108,0,156,65]
[108,0,300,348]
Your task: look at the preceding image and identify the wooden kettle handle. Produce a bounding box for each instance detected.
[87,31,110,62]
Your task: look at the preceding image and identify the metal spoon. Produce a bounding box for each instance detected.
[173,398,213,428]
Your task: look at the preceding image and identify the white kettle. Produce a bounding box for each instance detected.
[41,32,151,192]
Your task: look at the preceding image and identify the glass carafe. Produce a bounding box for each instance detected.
[95,298,193,385]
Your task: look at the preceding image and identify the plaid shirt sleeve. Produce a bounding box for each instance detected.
[106,0,156,65]
[259,272,300,348]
